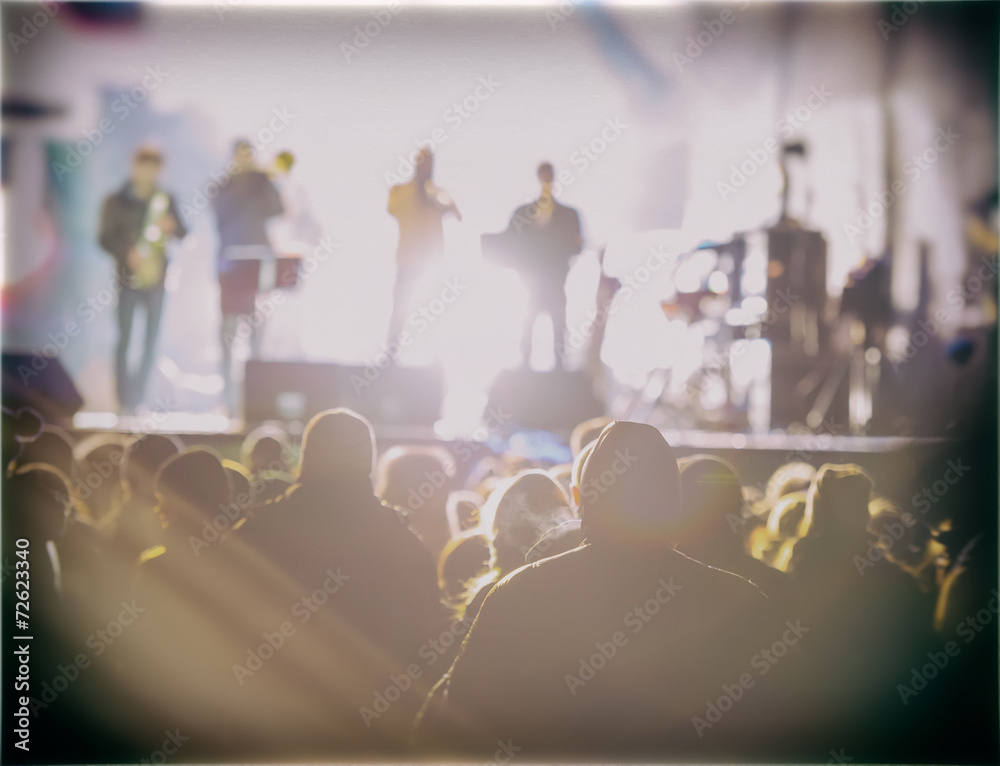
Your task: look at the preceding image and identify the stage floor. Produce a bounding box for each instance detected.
[72,409,946,453]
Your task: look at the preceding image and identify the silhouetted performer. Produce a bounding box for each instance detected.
[99,146,187,413]
[387,148,461,342]
[212,139,284,411]
[492,163,582,368]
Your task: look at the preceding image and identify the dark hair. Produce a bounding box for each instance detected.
[124,433,184,498]
[154,447,231,530]
[134,146,163,165]
[781,141,807,157]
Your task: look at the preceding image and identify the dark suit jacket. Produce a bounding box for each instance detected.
[484,199,582,286]
[98,182,187,286]
[212,170,283,313]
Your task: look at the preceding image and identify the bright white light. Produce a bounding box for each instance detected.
[742,255,768,295]
[73,412,120,430]
[674,267,701,294]
[699,374,728,411]
[741,296,768,316]
[729,338,770,389]
[707,270,729,294]
[886,324,911,363]
[725,307,750,326]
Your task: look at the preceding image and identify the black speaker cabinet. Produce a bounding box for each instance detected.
[487,368,604,432]
[2,351,84,424]
[244,360,443,426]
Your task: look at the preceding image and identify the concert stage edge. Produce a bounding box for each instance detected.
[67,409,959,518]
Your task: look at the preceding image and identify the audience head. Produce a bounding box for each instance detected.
[77,439,126,521]
[438,532,492,602]
[867,496,930,570]
[674,454,745,555]
[484,469,573,575]
[579,421,681,549]
[446,490,483,537]
[240,424,293,475]
[9,463,72,541]
[755,490,808,569]
[298,408,376,486]
[766,490,809,540]
[223,459,255,515]
[123,434,184,501]
[570,416,613,457]
[376,445,456,507]
[154,447,231,537]
[376,444,456,556]
[741,482,769,541]
[763,461,816,509]
[2,406,44,475]
[18,425,77,480]
[803,463,874,537]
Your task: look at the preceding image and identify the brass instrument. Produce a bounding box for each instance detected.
[130,191,170,289]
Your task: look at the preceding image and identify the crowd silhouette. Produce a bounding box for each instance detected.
[1,402,996,764]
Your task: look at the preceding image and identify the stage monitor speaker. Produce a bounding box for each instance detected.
[244,360,339,424]
[2,352,84,424]
[335,363,444,427]
[244,360,443,426]
[487,369,604,432]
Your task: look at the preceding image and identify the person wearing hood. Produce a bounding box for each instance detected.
[416,421,800,761]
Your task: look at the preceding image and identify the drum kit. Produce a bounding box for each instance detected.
[618,225,878,435]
